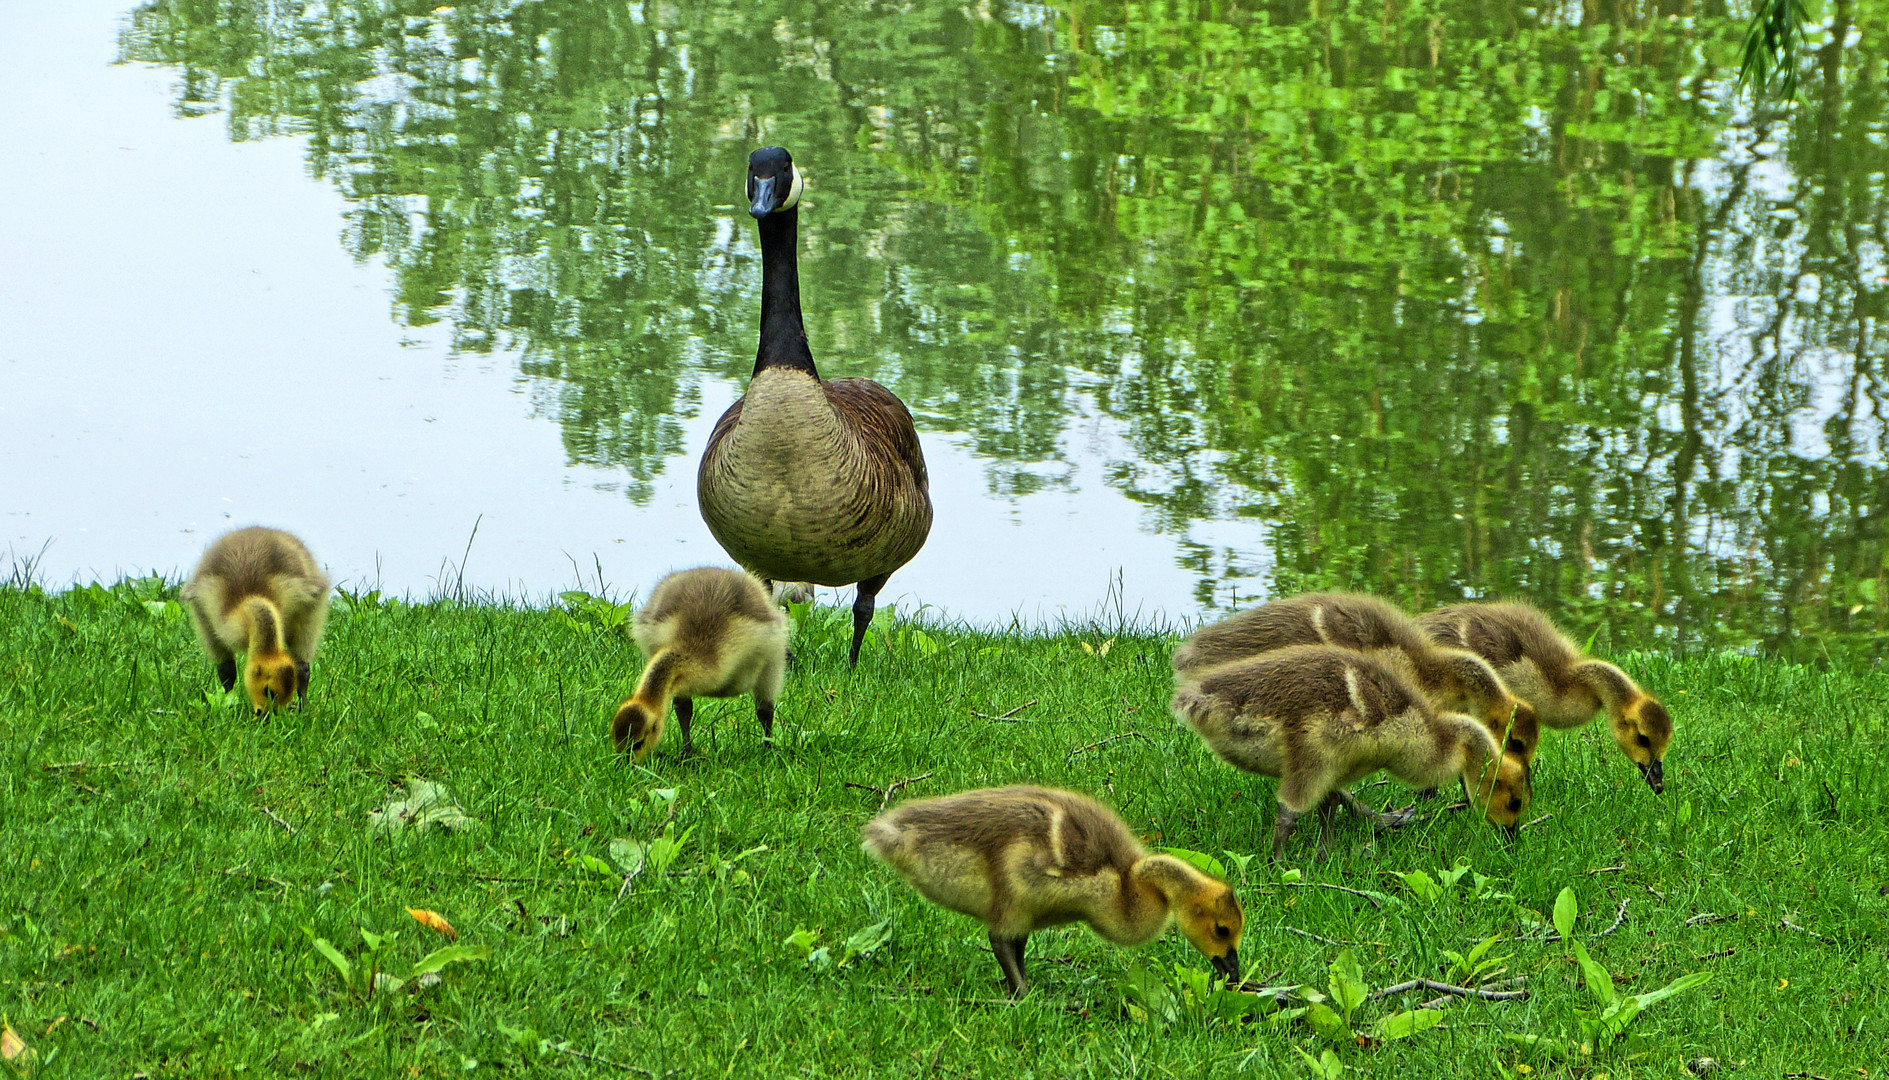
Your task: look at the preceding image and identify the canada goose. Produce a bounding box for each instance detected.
[610,567,789,761]
[1418,601,1674,792]
[863,785,1243,997]
[179,527,330,713]
[1170,645,1530,860]
[697,146,933,666]
[1173,592,1541,765]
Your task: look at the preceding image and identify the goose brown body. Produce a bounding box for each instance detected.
[1173,591,1540,763]
[611,567,788,761]
[1418,601,1673,791]
[698,146,932,665]
[180,527,330,713]
[863,785,1243,996]
[1170,645,1529,859]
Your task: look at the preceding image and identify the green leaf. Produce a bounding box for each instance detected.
[1374,1008,1445,1041]
[1464,934,1501,968]
[575,854,615,877]
[1279,867,1303,884]
[1292,1047,1346,1079]
[782,927,821,958]
[409,943,492,978]
[1399,869,1443,902]
[303,929,352,984]
[1553,886,1578,940]
[1304,1001,1353,1042]
[1159,847,1227,880]
[608,838,646,875]
[1327,948,1367,1017]
[837,918,893,967]
[1571,939,1614,1008]
[1626,970,1714,1011]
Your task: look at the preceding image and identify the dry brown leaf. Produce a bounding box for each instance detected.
[1,1021,30,1064]
[405,907,458,940]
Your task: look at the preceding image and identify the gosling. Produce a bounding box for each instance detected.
[862,785,1244,997]
[180,527,331,713]
[1419,600,1674,792]
[1174,592,1540,766]
[1170,645,1530,860]
[610,567,788,762]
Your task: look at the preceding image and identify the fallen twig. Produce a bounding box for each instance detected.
[1685,912,1733,927]
[844,772,936,812]
[1272,925,1346,947]
[972,699,1037,722]
[547,1044,676,1078]
[605,863,646,921]
[1519,813,1554,831]
[217,866,290,891]
[42,761,124,772]
[1595,898,1631,938]
[1780,916,1835,945]
[1278,881,1386,908]
[1369,978,1530,1003]
[1584,864,1625,875]
[258,806,298,835]
[1066,732,1150,759]
[1696,947,1737,961]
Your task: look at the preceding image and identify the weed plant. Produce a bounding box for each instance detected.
[1,576,1885,1076]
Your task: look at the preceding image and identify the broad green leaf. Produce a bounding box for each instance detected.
[1400,869,1443,902]
[1327,948,1367,1016]
[1159,847,1227,880]
[575,854,615,877]
[838,918,893,967]
[608,838,646,875]
[1465,933,1501,968]
[304,930,352,983]
[1627,970,1714,1010]
[1304,1001,1352,1041]
[1571,939,1615,1008]
[410,943,493,977]
[1553,886,1578,940]
[1373,1008,1445,1041]
[782,927,821,958]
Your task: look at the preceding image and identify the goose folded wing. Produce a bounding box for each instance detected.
[822,378,929,488]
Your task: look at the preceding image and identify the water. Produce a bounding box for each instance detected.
[4,0,1885,657]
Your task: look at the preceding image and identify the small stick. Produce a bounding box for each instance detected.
[467,874,551,884]
[1594,898,1631,938]
[1273,925,1346,947]
[1685,912,1732,927]
[1696,947,1737,961]
[1278,881,1386,908]
[547,1044,674,1078]
[1368,978,1530,1003]
[972,699,1037,722]
[42,761,124,772]
[258,806,298,835]
[1780,916,1835,944]
[217,867,290,890]
[605,863,646,921]
[1519,812,1554,831]
[1065,732,1150,759]
[846,772,935,811]
[1584,864,1625,875]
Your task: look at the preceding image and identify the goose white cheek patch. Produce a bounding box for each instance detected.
[780,166,804,210]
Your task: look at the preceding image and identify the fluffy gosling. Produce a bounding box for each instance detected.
[863,785,1243,997]
[180,527,330,713]
[1170,644,1530,860]
[1174,591,1540,765]
[611,567,789,761]
[1419,600,1674,792]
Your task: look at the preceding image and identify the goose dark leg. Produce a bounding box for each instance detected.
[756,699,775,744]
[1271,804,1301,862]
[848,573,891,666]
[675,697,695,757]
[990,931,1029,997]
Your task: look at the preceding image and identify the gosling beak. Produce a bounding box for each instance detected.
[749,175,777,218]
[1642,759,1665,794]
[1501,823,1520,839]
[1211,948,1240,984]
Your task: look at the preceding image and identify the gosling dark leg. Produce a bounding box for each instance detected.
[1271,804,1302,862]
[1314,793,1341,862]
[990,931,1029,997]
[1338,789,1417,830]
[215,657,237,692]
[296,662,311,698]
[674,697,695,757]
[848,573,891,666]
[756,699,775,744]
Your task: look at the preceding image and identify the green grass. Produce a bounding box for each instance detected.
[2,576,1885,1078]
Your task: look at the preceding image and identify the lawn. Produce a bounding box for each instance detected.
[1,576,1884,1078]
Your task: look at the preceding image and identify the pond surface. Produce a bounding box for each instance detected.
[4,0,1885,656]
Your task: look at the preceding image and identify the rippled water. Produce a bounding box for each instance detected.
[4,0,1885,655]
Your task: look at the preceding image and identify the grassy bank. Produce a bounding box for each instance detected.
[1,577,1885,1078]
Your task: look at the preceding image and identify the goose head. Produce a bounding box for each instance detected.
[748,146,805,218]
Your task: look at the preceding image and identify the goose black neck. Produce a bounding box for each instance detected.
[755,208,817,377]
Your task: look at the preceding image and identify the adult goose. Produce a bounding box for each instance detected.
[698,146,933,665]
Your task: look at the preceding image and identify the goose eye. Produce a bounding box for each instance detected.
[1214,925,1231,940]
[1634,734,1652,748]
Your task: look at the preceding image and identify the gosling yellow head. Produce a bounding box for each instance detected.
[245,651,300,714]
[1158,861,1245,982]
[610,699,666,762]
[1613,695,1673,793]
[1464,748,1532,833]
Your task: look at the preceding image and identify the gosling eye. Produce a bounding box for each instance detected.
[1507,738,1526,754]
[631,739,646,751]
[1634,734,1652,748]
[1214,924,1232,940]
[1507,797,1523,812]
